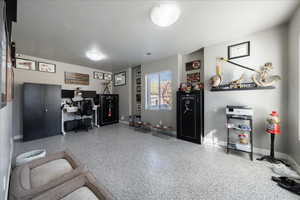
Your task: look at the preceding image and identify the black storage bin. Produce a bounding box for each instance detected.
[64,120,79,132]
[82,118,92,129]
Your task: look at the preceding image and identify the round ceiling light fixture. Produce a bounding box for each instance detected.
[86,49,107,61]
[150,3,181,27]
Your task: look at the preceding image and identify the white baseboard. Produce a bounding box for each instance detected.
[286,155,300,175]
[13,135,23,141]
[203,138,300,175]
[119,120,129,125]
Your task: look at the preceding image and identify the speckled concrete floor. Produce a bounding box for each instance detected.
[14,124,299,200]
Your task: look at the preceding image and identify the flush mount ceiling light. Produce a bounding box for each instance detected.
[150,3,181,27]
[86,49,107,61]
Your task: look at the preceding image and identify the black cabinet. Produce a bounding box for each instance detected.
[177,90,204,144]
[99,94,119,126]
[23,83,61,141]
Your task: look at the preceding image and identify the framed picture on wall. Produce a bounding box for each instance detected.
[65,72,89,85]
[104,73,112,81]
[94,71,104,80]
[0,17,7,109]
[187,72,200,83]
[228,41,250,60]
[114,71,126,86]
[38,62,56,73]
[16,58,36,71]
[6,42,14,102]
[186,60,201,71]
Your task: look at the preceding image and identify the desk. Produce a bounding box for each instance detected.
[61,106,78,135]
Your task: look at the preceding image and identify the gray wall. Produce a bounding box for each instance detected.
[13,54,112,138]
[288,7,300,164]
[0,103,13,200]
[113,68,132,121]
[204,25,288,153]
[141,55,181,129]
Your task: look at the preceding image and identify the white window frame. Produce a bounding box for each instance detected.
[145,71,172,111]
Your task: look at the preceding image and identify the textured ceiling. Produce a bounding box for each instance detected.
[12,0,299,71]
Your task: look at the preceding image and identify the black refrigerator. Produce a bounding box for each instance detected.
[23,83,61,141]
[177,90,204,144]
[99,94,119,126]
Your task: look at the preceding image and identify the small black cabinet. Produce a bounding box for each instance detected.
[23,83,61,141]
[177,90,204,144]
[99,94,119,126]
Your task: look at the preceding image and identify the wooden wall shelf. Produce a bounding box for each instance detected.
[210,86,275,92]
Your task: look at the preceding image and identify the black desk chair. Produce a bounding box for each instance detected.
[75,100,93,131]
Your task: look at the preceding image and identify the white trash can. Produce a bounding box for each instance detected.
[16,149,46,166]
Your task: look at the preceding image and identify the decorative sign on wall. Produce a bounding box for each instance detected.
[104,73,112,81]
[38,62,56,73]
[187,72,201,83]
[186,60,201,71]
[6,44,14,102]
[94,71,104,80]
[114,71,126,86]
[228,41,250,60]
[65,72,89,85]
[16,58,36,71]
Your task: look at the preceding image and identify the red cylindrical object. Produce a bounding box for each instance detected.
[266,111,281,135]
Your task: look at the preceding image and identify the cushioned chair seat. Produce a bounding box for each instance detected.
[61,186,99,200]
[31,159,73,188]
[9,150,84,200]
[32,172,114,200]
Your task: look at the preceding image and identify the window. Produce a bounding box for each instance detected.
[145,71,172,110]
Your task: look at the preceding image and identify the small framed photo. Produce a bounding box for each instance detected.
[228,41,250,60]
[94,71,104,80]
[16,58,36,71]
[104,73,112,81]
[38,62,56,73]
[186,60,201,71]
[114,71,126,86]
[187,72,201,83]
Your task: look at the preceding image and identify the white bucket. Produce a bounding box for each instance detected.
[16,149,46,166]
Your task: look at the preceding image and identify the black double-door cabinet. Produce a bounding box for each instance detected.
[23,83,62,141]
[177,90,204,144]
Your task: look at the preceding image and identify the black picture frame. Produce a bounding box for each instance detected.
[0,1,8,109]
[114,71,126,86]
[15,58,36,71]
[228,41,250,60]
[93,71,104,80]
[104,73,112,81]
[38,62,56,73]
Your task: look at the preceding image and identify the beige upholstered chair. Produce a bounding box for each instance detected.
[32,172,114,200]
[10,150,84,200]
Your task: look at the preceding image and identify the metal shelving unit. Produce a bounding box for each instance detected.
[226,114,253,161]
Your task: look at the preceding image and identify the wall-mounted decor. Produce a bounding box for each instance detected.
[210,57,279,91]
[187,72,200,83]
[228,41,250,60]
[0,18,7,109]
[65,72,89,85]
[6,43,14,102]
[38,62,56,73]
[186,60,201,71]
[16,58,36,71]
[104,73,112,81]
[94,71,104,80]
[114,71,126,86]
